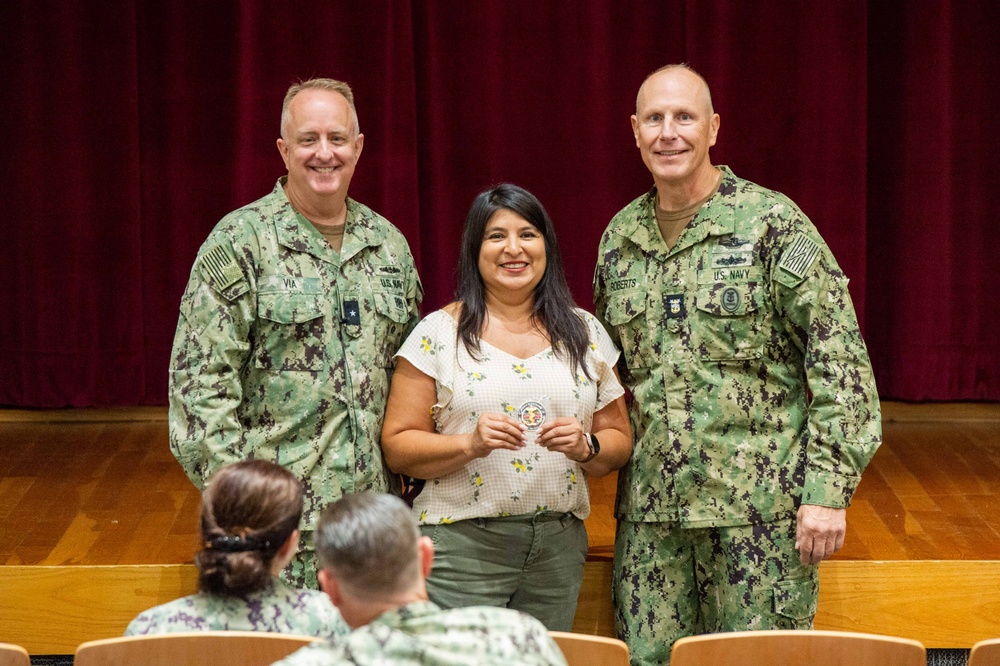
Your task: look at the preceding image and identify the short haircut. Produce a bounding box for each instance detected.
[280,77,360,139]
[195,460,303,596]
[316,492,422,599]
[636,63,714,115]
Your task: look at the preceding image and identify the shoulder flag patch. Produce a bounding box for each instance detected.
[199,243,244,291]
[778,232,820,280]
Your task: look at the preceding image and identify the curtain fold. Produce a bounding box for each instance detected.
[0,0,995,405]
[866,0,1000,399]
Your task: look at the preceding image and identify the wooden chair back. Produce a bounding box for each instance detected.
[74,631,318,666]
[970,638,1000,666]
[549,631,629,666]
[0,644,30,666]
[670,629,925,666]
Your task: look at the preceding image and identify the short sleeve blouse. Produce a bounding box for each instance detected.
[394,308,623,524]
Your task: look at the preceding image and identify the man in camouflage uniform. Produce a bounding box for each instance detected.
[169,78,422,588]
[593,64,881,665]
[274,493,568,666]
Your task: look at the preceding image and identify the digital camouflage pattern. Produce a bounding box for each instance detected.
[594,166,880,664]
[169,178,422,550]
[613,519,816,665]
[124,576,349,637]
[594,166,880,525]
[273,600,568,666]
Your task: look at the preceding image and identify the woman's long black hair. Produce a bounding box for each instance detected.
[455,183,592,379]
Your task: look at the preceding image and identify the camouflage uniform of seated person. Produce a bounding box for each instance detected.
[126,460,347,638]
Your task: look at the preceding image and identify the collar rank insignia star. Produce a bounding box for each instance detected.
[342,300,361,326]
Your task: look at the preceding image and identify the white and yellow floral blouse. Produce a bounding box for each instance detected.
[394,308,623,524]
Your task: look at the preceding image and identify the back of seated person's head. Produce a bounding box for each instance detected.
[316,492,422,602]
[195,460,303,596]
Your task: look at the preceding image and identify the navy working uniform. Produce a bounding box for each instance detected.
[594,165,881,664]
[169,178,421,587]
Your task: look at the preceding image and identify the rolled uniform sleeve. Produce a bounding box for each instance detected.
[771,228,882,508]
[168,236,254,489]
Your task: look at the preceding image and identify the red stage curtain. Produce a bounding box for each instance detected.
[0,0,996,405]
[866,0,1000,399]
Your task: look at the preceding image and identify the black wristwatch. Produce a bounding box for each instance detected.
[582,432,601,463]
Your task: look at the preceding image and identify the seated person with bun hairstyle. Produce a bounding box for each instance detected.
[125,460,348,637]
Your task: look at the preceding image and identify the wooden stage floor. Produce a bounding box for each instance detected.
[2,402,1000,652]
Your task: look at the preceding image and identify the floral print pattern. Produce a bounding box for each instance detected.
[395,309,623,525]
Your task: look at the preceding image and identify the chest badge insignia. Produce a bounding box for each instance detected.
[721,287,741,313]
[718,236,750,248]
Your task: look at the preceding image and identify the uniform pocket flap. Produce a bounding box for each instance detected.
[257,292,324,324]
[604,290,647,326]
[696,283,763,317]
[374,290,410,323]
[773,576,819,622]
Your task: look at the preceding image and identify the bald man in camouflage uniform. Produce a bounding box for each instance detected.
[169,78,421,588]
[593,65,881,665]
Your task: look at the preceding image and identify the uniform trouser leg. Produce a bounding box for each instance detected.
[613,519,819,666]
[613,521,701,666]
[698,518,818,634]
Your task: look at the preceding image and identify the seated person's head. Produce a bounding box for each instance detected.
[195,460,303,595]
[315,492,433,628]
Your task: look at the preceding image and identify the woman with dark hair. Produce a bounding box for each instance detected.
[125,460,347,637]
[381,183,632,631]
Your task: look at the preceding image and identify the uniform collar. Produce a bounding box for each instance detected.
[370,600,441,629]
[615,165,739,260]
[268,177,387,265]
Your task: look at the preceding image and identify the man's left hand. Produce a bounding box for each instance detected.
[794,504,846,565]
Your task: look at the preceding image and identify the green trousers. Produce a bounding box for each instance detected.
[421,512,588,631]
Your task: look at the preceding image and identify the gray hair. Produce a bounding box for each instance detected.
[280,77,360,139]
[316,492,422,598]
[636,63,714,115]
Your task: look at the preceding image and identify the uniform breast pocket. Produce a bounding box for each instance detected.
[254,292,328,371]
[694,283,768,362]
[604,290,653,370]
[372,290,410,367]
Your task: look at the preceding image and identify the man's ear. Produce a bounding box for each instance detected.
[417,535,434,579]
[276,137,291,170]
[318,569,342,607]
[354,132,364,160]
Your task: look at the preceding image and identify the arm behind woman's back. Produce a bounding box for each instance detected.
[582,370,633,477]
